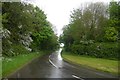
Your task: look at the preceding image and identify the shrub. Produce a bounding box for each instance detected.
[71,42,118,60]
[3,44,29,57]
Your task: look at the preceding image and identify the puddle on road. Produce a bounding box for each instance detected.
[49,48,63,68]
[58,48,63,60]
[49,48,70,78]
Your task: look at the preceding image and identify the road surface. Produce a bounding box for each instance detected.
[7,48,118,79]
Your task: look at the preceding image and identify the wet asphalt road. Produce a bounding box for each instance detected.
[7,48,118,79]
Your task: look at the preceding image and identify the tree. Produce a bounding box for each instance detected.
[61,2,110,53]
[109,1,120,39]
[61,2,109,46]
[104,27,118,41]
[2,2,58,56]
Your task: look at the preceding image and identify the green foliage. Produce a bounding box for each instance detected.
[71,42,118,60]
[61,2,109,46]
[3,44,28,57]
[109,1,119,19]
[104,27,118,41]
[61,2,119,60]
[2,2,58,57]
[59,35,64,43]
[31,26,59,51]
[109,1,120,39]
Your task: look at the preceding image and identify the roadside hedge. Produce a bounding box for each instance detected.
[71,42,118,60]
[3,44,29,57]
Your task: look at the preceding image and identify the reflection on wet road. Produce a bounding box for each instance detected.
[8,48,118,78]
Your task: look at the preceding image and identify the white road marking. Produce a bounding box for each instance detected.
[72,75,84,80]
[49,59,58,69]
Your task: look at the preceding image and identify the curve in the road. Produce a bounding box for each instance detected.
[6,48,118,79]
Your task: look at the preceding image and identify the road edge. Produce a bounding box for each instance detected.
[4,53,45,78]
[62,54,119,78]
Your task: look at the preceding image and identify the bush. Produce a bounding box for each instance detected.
[71,42,118,60]
[71,44,85,55]
[3,44,29,57]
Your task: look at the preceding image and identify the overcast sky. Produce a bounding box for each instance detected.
[27,0,118,36]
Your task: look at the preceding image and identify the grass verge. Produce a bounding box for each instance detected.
[2,52,44,77]
[62,52,119,75]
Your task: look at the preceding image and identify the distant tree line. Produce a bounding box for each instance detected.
[1,2,59,57]
[60,1,119,60]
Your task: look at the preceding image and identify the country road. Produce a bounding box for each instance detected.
[7,48,118,79]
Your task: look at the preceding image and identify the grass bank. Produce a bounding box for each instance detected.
[2,52,45,77]
[62,52,119,75]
